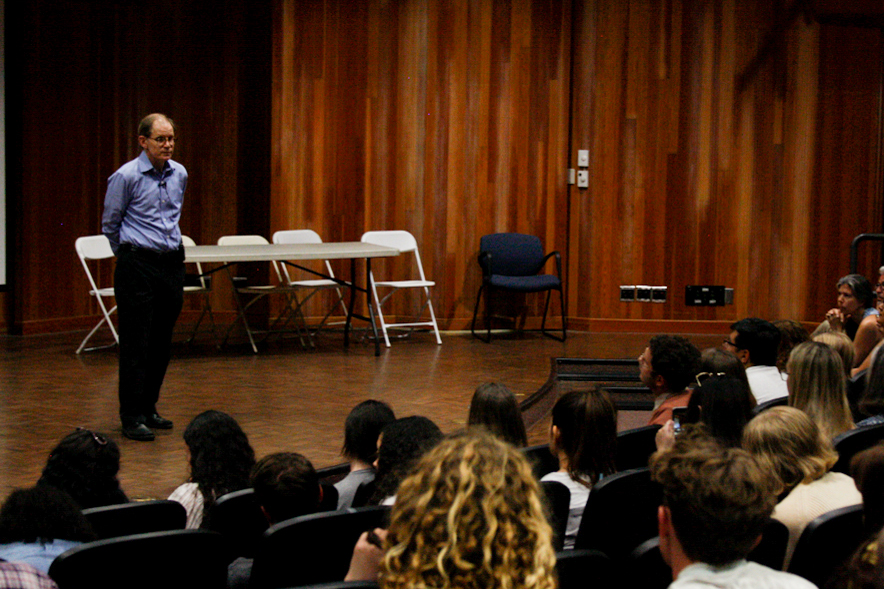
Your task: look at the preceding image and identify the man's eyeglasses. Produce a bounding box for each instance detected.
[148,136,176,145]
[722,339,740,349]
[695,371,727,387]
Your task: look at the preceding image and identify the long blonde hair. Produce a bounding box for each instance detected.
[743,407,838,495]
[382,432,557,589]
[787,341,855,439]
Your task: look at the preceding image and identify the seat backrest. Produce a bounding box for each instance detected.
[250,505,391,589]
[76,235,115,262]
[522,444,559,480]
[615,425,661,471]
[479,233,545,277]
[555,549,614,589]
[627,537,671,589]
[832,423,884,473]
[574,467,661,560]
[204,488,268,559]
[48,529,229,589]
[752,396,789,415]
[82,500,186,540]
[218,234,270,246]
[272,229,323,245]
[788,504,865,586]
[361,230,417,253]
[540,480,571,552]
[748,517,790,571]
[181,235,209,289]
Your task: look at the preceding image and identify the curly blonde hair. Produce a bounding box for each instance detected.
[381,432,557,589]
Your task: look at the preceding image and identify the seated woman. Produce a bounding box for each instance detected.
[0,485,96,573]
[855,344,884,426]
[818,273,882,374]
[466,382,528,447]
[540,390,617,549]
[334,400,396,510]
[787,341,855,439]
[345,431,557,589]
[37,428,127,509]
[774,319,810,374]
[686,375,755,448]
[169,410,255,529]
[742,406,862,568]
[371,416,443,505]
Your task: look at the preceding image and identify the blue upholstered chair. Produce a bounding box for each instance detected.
[470,233,566,342]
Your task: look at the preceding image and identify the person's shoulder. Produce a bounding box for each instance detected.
[671,561,814,588]
[168,159,188,176]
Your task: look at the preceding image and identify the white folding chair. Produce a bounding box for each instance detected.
[272,230,348,341]
[360,230,442,347]
[217,235,305,353]
[181,235,216,344]
[75,235,119,354]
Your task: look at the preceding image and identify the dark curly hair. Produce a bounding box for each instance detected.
[372,416,443,504]
[649,335,701,393]
[183,410,255,521]
[0,485,96,544]
[37,429,127,509]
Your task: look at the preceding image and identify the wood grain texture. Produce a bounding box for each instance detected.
[8,0,884,335]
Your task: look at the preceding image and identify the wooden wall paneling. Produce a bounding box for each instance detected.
[807,24,884,321]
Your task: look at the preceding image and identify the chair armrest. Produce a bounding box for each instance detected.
[478,251,493,278]
[542,250,563,278]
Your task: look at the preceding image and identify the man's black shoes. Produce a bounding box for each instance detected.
[122,422,155,441]
[145,414,174,430]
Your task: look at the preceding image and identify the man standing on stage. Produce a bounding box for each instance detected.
[102,113,186,441]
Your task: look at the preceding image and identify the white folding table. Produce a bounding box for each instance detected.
[184,242,399,356]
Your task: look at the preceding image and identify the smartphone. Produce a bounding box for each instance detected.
[671,407,688,436]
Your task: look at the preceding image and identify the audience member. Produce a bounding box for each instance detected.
[857,345,884,426]
[466,382,528,447]
[787,341,855,439]
[228,452,322,589]
[727,317,789,405]
[696,347,751,392]
[345,432,557,589]
[840,525,884,589]
[169,410,256,529]
[850,441,884,534]
[371,416,442,505]
[540,390,617,549]
[814,331,856,378]
[743,406,862,567]
[0,562,59,589]
[0,486,96,573]
[640,335,701,426]
[650,429,813,588]
[818,273,882,373]
[685,375,755,448]
[774,319,810,374]
[36,429,127,509]
[334,400,396,510]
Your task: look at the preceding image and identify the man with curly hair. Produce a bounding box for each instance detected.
[640,335,701,426]
[651,432,815,588]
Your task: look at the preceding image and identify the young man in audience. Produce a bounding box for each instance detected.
[228,452,322,589]
[651,431,814,588]
[726,317,789,405]
[640,335,701,426]
[334,400,395,510]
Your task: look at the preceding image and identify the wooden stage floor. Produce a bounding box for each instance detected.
[0,327,722,501]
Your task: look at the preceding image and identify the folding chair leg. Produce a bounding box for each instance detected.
[76,303,119,354]
[370,275,392,348]
[424,287,442,345]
